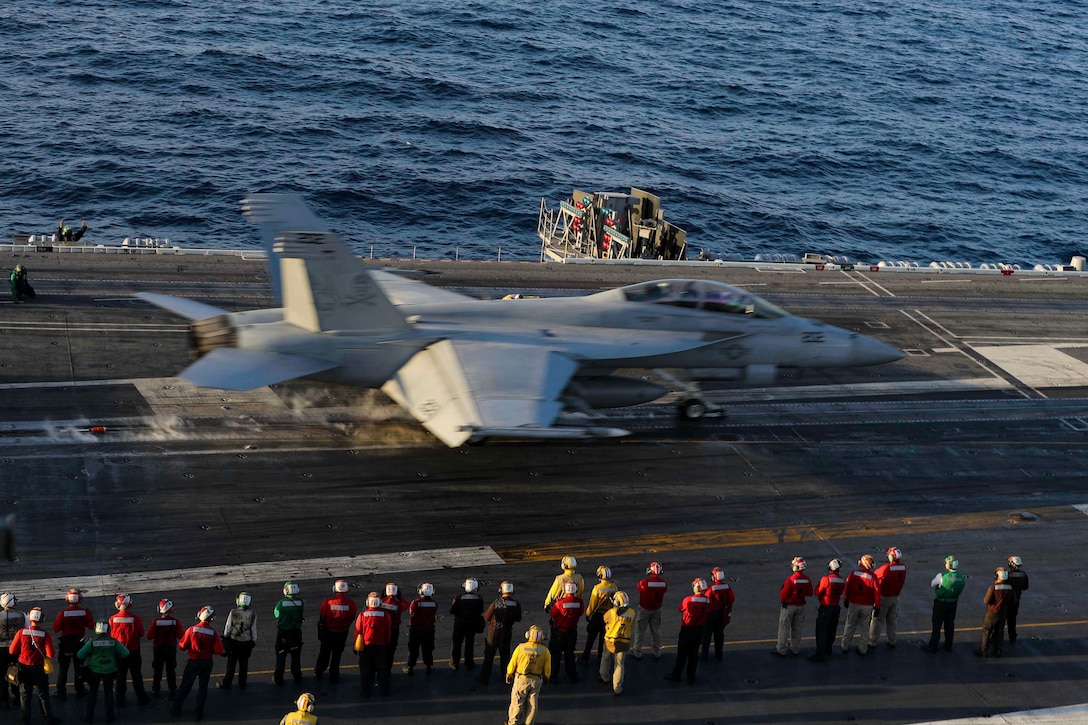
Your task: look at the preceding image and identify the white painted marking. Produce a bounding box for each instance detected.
[974,345,1088,389]
[3,547,505,600]
[931,347,958,353]
[1073,504,1088,516]
[911,702,1088,724]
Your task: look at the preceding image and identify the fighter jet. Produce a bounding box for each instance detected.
[138,193,902,447]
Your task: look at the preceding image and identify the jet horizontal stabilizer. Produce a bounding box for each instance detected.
[179,348,338,391]
[137,293,230,321]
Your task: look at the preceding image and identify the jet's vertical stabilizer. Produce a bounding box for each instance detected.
[241,193,332,305]
[274,231,410,334]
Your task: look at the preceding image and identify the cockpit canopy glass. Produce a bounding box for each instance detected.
[620,280,788,318]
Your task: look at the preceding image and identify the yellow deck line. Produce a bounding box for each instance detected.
[499,505,1082,563]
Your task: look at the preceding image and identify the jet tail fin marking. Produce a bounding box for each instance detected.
[274,231,410,334]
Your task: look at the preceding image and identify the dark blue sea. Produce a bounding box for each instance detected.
[2,0,1086,265]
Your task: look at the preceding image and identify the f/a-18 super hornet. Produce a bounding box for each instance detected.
[138,194,902,447]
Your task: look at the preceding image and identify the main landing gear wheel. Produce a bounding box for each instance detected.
[677,399,707,420]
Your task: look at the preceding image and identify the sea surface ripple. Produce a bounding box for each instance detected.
[2,0,1086,265]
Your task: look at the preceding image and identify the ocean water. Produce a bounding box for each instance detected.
[1,0,1086,265]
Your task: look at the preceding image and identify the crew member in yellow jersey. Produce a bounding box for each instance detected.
[542,556,584,611]
[280,692,317,725]
[505,625,551,725]
[599,591,636,695]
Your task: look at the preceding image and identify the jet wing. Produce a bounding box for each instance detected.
[381,340,603,447]
[369,269,474,306]
[178,349,339,391]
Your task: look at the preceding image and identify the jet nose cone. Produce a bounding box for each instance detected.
[850,334,904,366]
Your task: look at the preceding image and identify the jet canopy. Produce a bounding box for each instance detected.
[619,279,789,319]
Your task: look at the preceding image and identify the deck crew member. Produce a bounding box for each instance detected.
[976,567,1014,658]
[579,566,617,666]
[314,580,356,684]
[273,582,305,686]
[171,606,224,721]
[808,559,845,663]
[109,593,150,705]
[542,556,584,611]
[147,599,183,697]
[280,692,317,725]
[1005,555,1030,644]
[631,561,667,660]
[78,620,128,724]
[701,567,735,662]
[506,625,551,725]
[403,583,437,675]
[600,591,635,694]
[665,579,711,684]
[354,593,391,698]
[10,265,35,304]
[869,547,907,649]
[9,607,58,725]
[923,555,966,653]
[775,557,813,656]
[56,219,88,243]
[380,583,408,676]
[53,588,94,700]
[477,581,522,686]
[449,577,484,671]
[548,580,583,684]
[219,592,257,690]
[0,592,24,710]
[841,555,880,655]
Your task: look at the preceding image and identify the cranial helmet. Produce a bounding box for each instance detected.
[95,621,109,635]
[419,582,434,597]
[995,567,1009,581]
[526,625,544,643]
[334,580,349,594]
[828,558,843,572]
[1008,555,1022,568]
[945,555,959,571]
[115,594,131,610]
[612,591,629,608]
[366,592,381,608]
[283,581,299,597]
[886,547,902,562]
[158,599,173,615]
[0,592,16,609]
[384,582,398,597]
[27,607,43,623]
[237,592,252,608]
[197,606,214,622]
[596,566,611,580]
[499,581,514,595]
[791,557,806,572]
[692,578,708,594]
[296,693,316,713]
[859,554,875,569]
[711,567,726,583]
[647,561,663,576]
[562,580,578,596]
[463,578,479,593]
[561,555,577,571]
[66,588,82,605]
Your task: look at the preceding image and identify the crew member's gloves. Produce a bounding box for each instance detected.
[506,674,514,685]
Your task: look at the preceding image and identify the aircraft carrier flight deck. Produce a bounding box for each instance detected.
[1,248,1086,725]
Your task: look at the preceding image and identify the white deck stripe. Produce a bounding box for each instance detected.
[912,703,1088,724]
[3,547,505,600]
